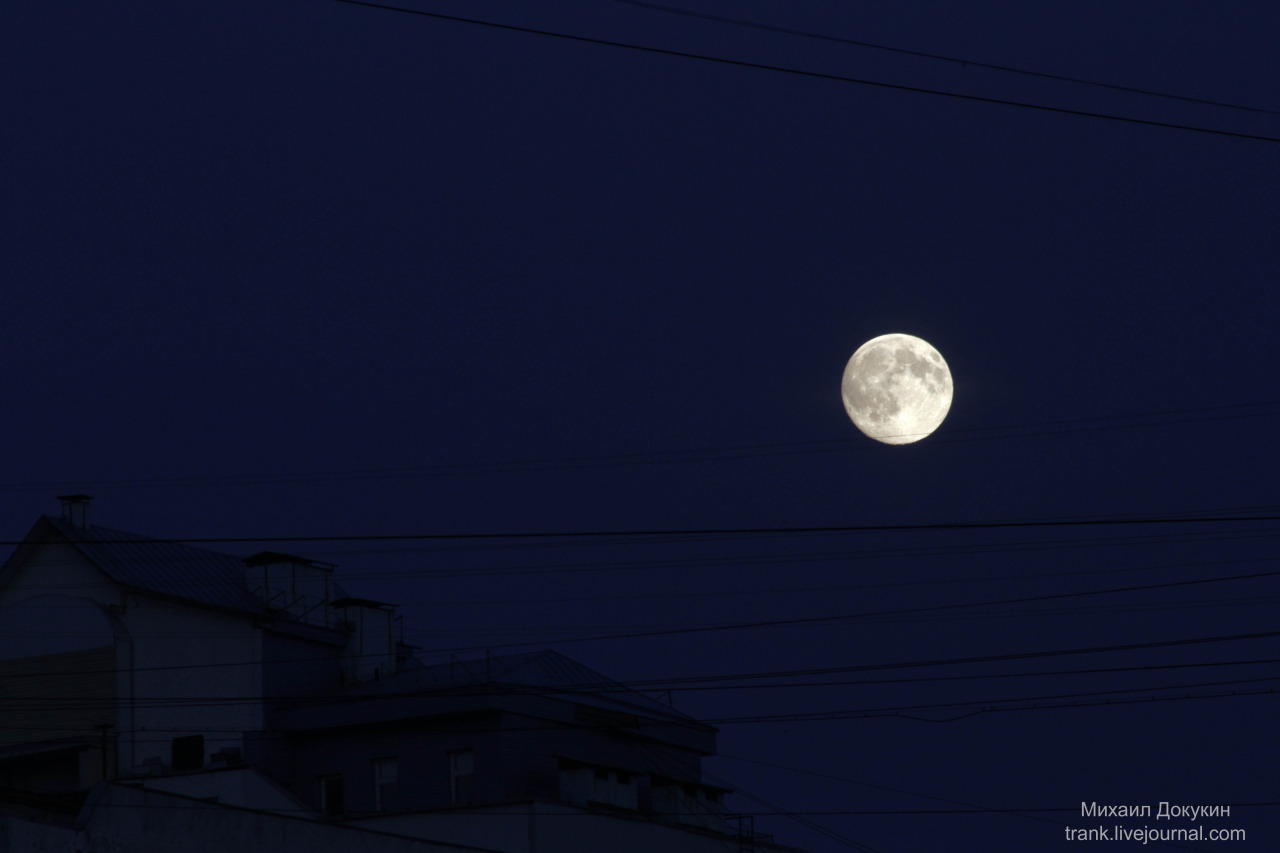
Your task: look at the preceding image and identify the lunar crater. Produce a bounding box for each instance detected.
[841,334,953,445]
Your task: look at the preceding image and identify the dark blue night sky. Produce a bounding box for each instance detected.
[3,1,1278,850]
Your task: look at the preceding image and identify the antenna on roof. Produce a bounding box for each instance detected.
[57,494,93,530]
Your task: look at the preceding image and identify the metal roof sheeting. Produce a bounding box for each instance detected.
[39,516,355,618]
[44,516,265,614]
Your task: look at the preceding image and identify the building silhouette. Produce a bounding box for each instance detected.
[0,497,804,852]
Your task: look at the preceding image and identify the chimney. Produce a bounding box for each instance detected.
[57,494,93,530]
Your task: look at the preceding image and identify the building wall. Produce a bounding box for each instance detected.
[117,593,262,774]
[0,647,114,751]
[0,544,122,660]
[272,705,715,823]
[0,783,505,853]
[353,801,804,853]
[281,714,505,816]
[496,710,708,804]
[261,628,345,700]
[0,546,123,787]
[247,630,347,796]
[0,748,89,794]
[0,541,267,777]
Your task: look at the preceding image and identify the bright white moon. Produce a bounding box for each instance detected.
[841,333,953,445]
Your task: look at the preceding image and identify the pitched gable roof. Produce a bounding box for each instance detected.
[28,515,266,614]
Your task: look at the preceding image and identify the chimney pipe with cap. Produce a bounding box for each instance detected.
[57,494,93,530]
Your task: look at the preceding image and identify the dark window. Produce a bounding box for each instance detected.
[450,750,474,804]
[373,758,398,811]
[171,734,204,771]
[320,775,345,816]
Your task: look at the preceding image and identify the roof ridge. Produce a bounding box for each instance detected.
[36,515,265,615]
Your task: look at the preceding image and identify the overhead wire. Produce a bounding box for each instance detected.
[708,758,1265,853]
[6,667,1280,719]
[6,654,1279,706]
[9,591,1274,645]
[3,401,1277,497]
[8,772,1278,829]
[707,677,1280,725]
[717,751,1074,828]
[4,509,1280,549]
[366,553,1280,605]
[702,767,883,853]
[4,560,1276,667]
[610,0,1280,117]
[329,0,1280,145]
[403,569,1280,652]
[5,678,1275,742]
[6,520,1279,589]
[2,625,1277,690]
[118,526,1280,575]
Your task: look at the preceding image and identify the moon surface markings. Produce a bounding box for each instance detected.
[841,334,953,445]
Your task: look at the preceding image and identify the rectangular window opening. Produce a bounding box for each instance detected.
[373,757,398,812]
[450,750,475,804]
[320,775,345,817]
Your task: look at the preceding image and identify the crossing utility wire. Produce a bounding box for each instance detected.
[611,0,1280,117]
[405,568,1280,651]
[331,0,1280,145]
[3,680,1274,742]
[3,401,1276,495]
[5,508,1280,548]
[2,625,1276,687]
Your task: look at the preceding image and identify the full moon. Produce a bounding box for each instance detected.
[841,333,953,445]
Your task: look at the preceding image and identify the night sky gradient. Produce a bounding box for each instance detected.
[3,2,1279,850]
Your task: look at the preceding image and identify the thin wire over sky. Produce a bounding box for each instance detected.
[611,0,1280,116]
[332,0,1280,144]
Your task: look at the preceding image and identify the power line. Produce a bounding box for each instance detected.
[7,681,1277,726]
[10,521,1279,586]
[716,753,1264,845]
[3,401,1275,495]
[716,754,1280,828]
[12,550,1270,604]
[308,524,1280,579]
[8,509,1280,548]
[8,776,1279,823]
[400,597,1278,647]
[3,678,1274,756]
[10,591,1272,644]
[8,656,1280,706]
[611,0,1280,118]
[3,625,1276,689]
[411,569,1280,652]
[702,681,1280,725]
[558,629,1280,688]
[717,751,1069,832]
[702,768,882,853]
[636,657,1280,694]
[8,558,1273,661]
[330,0,1280,145]
[8,526,1278,603]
